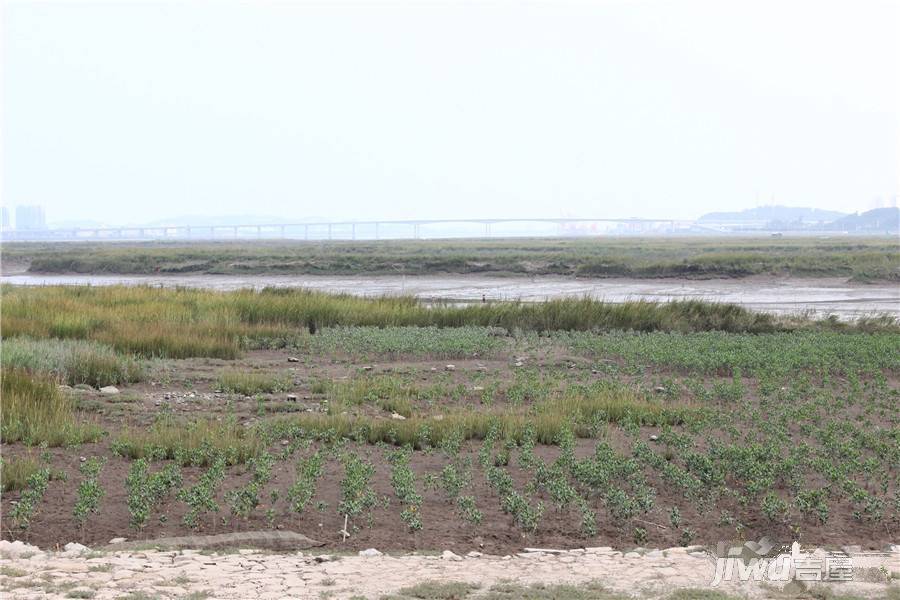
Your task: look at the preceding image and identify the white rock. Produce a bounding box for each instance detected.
[99,386,120,395]
[391,413,407,420]
[0,540,41,557]
[441,550,462,561]
[524,547,566,554]
[358,548,382,557]
[514,361,524,367]
[286,394,298,401]
[361,366,374,371]
[287,357,300,362]
[645,549,664,558]
[624,552,641,559]
[108,537,127,545]
[466,551,483,558]
[445,364,456,371]
[63,542,90,554]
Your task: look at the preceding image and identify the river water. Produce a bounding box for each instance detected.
[3,273,898,319]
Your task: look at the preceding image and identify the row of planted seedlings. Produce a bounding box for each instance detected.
[6,364,897,546]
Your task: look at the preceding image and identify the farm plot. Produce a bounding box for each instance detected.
[1,285,898,555]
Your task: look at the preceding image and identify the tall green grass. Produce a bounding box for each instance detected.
[2,285,892,363]
[111,417,262,466]
[1,337,143,387]
[272,389,698,448]
[1,369,103,446]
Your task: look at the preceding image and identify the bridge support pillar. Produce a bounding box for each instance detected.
[375,222,379,240]
[328,223,332,240]
[304,225,309,240]
[351,223,356,240]
[484,223,491,237]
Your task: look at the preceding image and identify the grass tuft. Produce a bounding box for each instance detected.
[1,369,104,446]
[2,337,143,387]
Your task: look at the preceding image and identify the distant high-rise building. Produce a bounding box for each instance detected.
[1,207,9,230]
[15,205,47,230]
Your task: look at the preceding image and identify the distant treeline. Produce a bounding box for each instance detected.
[4,236,899,281]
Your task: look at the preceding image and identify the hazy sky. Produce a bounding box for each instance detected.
[2,0,898,225]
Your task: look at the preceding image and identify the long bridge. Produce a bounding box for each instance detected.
[2,217,693,241]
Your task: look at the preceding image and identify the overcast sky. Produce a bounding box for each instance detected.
[2,0,898,225]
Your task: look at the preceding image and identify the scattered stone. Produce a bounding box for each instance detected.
[431,414,444,421]
[314,554,335,562]
[391,413,407,420]
[112,569,136,581]
[58,384,73,391]
[359,548,382,557]
[649,435,659,442]
[281,439,290,446]
[79,456,87,463]
[74,384,95,391]
[624,552,641,559]
[286,394,298,401]
[441,550,462,561]
[884,544,899,553]
[99,385,120,394]
[445,364,456,371]
[108,537,127,545]
[654,386,666,393]
[645,549,663,558]
[473,386,484,392]
[287,357,300,362]
[514,361,524,367]
[430,367,437,372]
[361,366,374,371]
[0,540,41,557]
[466,551,483,558]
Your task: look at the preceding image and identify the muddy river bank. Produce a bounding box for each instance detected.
[3,273,897,319]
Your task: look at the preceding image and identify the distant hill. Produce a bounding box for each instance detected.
[824,207,899,232]
[698,205,846,223]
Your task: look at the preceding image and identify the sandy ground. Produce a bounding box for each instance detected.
[1,541,898,600]
[3,273,898,319]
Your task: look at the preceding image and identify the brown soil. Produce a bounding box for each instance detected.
[2,347,897,553]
